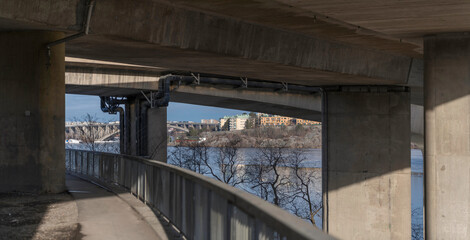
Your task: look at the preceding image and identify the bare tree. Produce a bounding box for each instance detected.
[285,148,322,226]
[168,142,208,174]
[245,141,291,207]
[168,145,186,167]
[411,208,424,240]
[169,134,247,187]
[68,113,100,152]
[204,134,247,187]
[66,114,119,153]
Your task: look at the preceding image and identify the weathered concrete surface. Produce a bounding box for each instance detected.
[147,107,167,162]
[163,0,423,57]
[124,97,167,161]
[0,0,418,86]
[66,174,166,240]
[171,85,323,121]
[63,68,425,147]
[63,56,423,107]
[323,89,411,239]
[8,0,466,60]
[0,31,65,193]
[65,57,162,96]
[127,98,138,156]
[411,104,424,149]
[424,33,470,239]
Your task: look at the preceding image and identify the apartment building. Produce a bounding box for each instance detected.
[219,114,250,131]
[293,119,321,125]
[201,119,219,124]
[260,115,321,126]
[260,116,293,126]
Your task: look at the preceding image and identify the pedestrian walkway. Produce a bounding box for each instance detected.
[66,174,166,240]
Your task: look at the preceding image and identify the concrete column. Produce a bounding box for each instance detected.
[122,102,132,155]
[128,98,138,156]
[0,31,65,193]
[322,87,410,239]
[424,33,470,239]
[147,107,167,162]
[125,97,167,162]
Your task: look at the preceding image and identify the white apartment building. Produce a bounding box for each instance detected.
[220,114,250,131]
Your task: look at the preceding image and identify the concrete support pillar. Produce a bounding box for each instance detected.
[0,31,65,193]
[322,87,410,239]
[147,107,167,162]
[128,98,139,156]
[424,33,470,239]
[125,97,167,162]
[121,102,132,155]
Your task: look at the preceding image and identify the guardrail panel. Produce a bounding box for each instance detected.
[182,178,195,238]
[230,205,255,240]
[210,191,228,239]
[193,183,210,240]
[87,152,93,176]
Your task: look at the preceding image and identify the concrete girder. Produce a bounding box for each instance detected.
[63,67,425,146]
[0,0,417,86]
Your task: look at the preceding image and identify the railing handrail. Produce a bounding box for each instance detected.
[66,149,333,240]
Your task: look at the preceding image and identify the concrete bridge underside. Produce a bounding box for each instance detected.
[64,63,424,149]
[1,0,470,239]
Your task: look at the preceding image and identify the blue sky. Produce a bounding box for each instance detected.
[66,94,245,122]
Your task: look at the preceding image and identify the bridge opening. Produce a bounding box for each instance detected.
[65,92,423,239]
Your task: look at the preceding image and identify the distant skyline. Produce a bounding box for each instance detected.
[66,94,245,122]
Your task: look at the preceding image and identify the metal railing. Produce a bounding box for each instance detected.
[65,149,332,240]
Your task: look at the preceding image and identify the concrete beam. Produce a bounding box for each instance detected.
[171,85,322,121]
[64,68,425,147]
[0,0,416,86]
[65,59,162,96]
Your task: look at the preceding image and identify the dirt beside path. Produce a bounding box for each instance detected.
[0,192,78,240]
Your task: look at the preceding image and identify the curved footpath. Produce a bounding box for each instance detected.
[66,174,169,240]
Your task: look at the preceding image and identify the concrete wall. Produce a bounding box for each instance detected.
[0,31,65,193]
[323,88,410,239]
[424,33,470,239]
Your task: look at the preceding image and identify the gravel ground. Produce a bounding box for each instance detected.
[0,192,78,240]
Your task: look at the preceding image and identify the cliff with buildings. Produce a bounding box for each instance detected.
[169,113,323,148]
[200,125,322,148]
